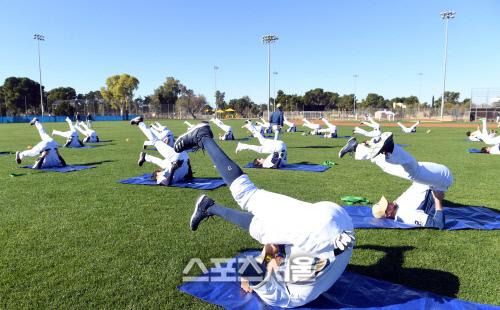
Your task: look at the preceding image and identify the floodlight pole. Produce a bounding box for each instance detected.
[353,74,358,120]
[213,65,219,109]
[440,11,456,120]
[273,71,278,110]
[34,34,45,116]
[263,35,278,117]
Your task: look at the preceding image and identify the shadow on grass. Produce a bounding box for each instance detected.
[444,199,499,213]
[75,160,116,166]
[348,244,460,298]
[290,146,338,149]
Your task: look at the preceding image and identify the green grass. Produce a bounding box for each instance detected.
[0,120,499,308]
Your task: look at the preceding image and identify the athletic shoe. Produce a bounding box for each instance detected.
[190,194,215,231]
[138,152,146,166]
[338,137,358,158]
[29,118,38,126]
[174,122,213,153]
[369,132,394,159]
[130,116,143,125]
[15,151,22,164]
[142,142,148,150]
[235,142,243,154]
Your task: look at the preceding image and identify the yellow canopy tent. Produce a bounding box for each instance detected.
[225,108,235,112]
[215,109,225,113]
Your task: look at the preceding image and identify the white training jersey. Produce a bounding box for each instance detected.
[394,182,431,226]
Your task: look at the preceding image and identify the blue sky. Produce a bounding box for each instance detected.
[1,0,499,105]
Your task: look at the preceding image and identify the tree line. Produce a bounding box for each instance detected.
[0,75,470,117]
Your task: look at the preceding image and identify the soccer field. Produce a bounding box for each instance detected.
[0,120,498,308]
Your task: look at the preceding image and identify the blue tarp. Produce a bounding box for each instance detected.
[343,205,500,230]
[244,163,330,172]
[21,165,96,173]
[468,148,483,153]
[178,250,497,310]
[118,173,226,190]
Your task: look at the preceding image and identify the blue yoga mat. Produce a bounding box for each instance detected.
[468,148,483,153]
[343,205,500,230]
[21,165,96,173]
[244,162,330,172]
[178,250,495,310]
[118,173,226,190]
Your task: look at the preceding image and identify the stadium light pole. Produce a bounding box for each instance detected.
[213,65,219,109]
[34,34,45,116]
[263,34,279,117]
[418,72,423,102]
[353,74,359,120]
[273,71,278,110]
[440,11,456,120]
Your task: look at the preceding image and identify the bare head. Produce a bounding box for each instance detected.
[480,146,490,153]
[372,196,398,219]
[253,158,265,167]
[465,131,471,137]
[151,169,162,181]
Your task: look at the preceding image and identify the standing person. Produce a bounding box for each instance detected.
[86,112,93,129]
[75,112,82,123]
[75,121,100,143]
[338,132,453,229]
[130,117,192,186]
[15,118,67,169]
[318,116,338,138]
[52,117,84,147]
[269,103,284,140]
[397,121,420,133]
[174,122,355,308]
[210,117,235,140]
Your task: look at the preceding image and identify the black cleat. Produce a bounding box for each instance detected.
[370,132,394,159]
[29,118,39,126]
[15,151,22,164]
[339,137,358,158]
[130,116,143,125]
[174,122,213,153]
[190,194,215,231]
[138,152,146,166]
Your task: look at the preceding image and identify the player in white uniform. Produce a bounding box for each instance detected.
[130,117,192,186]
[284,117,297,132]
[51,117,84,147]
[142,121,174,148]
[237,123,287,168]
[210,117,235,140]
[174,122,355,308]
[258,117,273,134]
[15,118,67,169]
[475,118,500,145]
[74,121,100,143]
[352,116,381,138]
[318,117,338,138]
[479,144,500,155]
[301,118,321,135]
[338,132,453,229]
[397,121,420,133]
